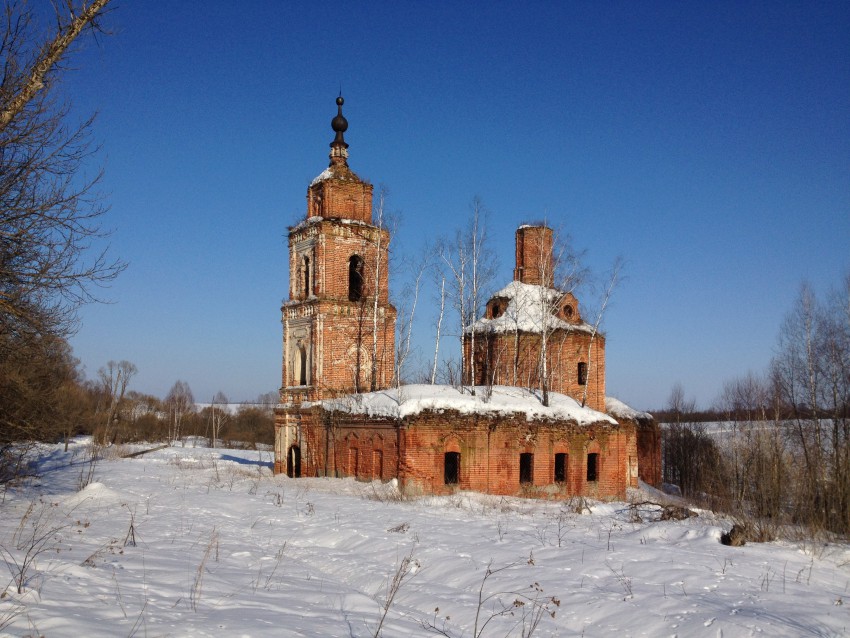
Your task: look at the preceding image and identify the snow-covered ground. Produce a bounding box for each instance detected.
[1,440,848,637]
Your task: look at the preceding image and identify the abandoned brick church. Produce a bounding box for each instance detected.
[273,97,660,499]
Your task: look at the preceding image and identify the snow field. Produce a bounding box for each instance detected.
[0,440,848,637]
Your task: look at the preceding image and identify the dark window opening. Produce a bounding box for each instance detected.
[287,445,301,478]
[348,255,364,301]
[554,453,567,483]
[563,304,573,318]
[520,453,534,484]
[303,256,310,296]
[578,362,588,386]
[298,345,308,385]
[444,452,460,484]
[587,452,599,482]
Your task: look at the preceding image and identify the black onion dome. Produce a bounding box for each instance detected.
[331,95,348,148]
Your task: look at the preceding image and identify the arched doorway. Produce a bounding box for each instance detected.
[287,445,301,478]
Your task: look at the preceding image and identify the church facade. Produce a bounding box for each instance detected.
[273,98,661,498]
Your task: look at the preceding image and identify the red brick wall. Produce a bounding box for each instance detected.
[275,406,635,500]
[283,213,395,400]
[514,226,554,286]
[307,173,373,223]
[288,220,391,304]
[275,407,400,479]
[281,300,396,401]
[635,417,662,487]
[465,330,606,412]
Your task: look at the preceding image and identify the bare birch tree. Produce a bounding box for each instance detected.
[529,225,586,406]
[165,380,194,446]
[395,248,430,387]
[430,274,446,385]
[208,391,228,449]
[580,256,623,408]
[771,277,850,534]
[369,188,388,392]
[440,198,496,394]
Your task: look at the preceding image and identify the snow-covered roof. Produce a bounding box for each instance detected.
[606,396,653,422]
[469,280,594,335]
[310,167,334,186]
[305,384,616,425]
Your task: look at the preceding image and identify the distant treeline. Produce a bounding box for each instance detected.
[656,275,850,540]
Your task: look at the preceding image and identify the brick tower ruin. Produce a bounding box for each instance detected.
[279,96,396,406]
[466,224,606,412]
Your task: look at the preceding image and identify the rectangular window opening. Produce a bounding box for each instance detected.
[578,362,588,386]
[587,452,599,482]
[444,452,460,485]
[554,453,567,483]
[520,453,534,484]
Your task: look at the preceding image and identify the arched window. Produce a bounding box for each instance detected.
[303,255,310,297]
[348,255,364,301]
[287,445,301,478]
[296,344,308,386]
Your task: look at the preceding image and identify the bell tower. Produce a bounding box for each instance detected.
[280,96,396,405]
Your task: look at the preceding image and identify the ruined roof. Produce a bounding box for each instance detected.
[305,384,616,425]
[469,280,595,335]
[309,162,365,186]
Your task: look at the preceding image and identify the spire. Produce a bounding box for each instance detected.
[329,94,349,166]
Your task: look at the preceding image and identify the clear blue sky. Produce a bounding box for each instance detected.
[64,1,849,410]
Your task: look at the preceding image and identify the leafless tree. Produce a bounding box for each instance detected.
[208,390,228,449]
[661,383,722,499]
[580,256,623,408]
[772,278,850,534]
[529,225,586,406]
[715,372,786,536]
[370,187,389,392]
[342,187,395,394]
[97,359,136,444]
[165,380,194,446]
[0,0,122,343]
[430,274,446,385]
[440,198,496,394]
[255,391,279,410]
[395,247,430,387]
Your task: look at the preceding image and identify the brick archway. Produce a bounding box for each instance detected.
[287,445,301,478]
